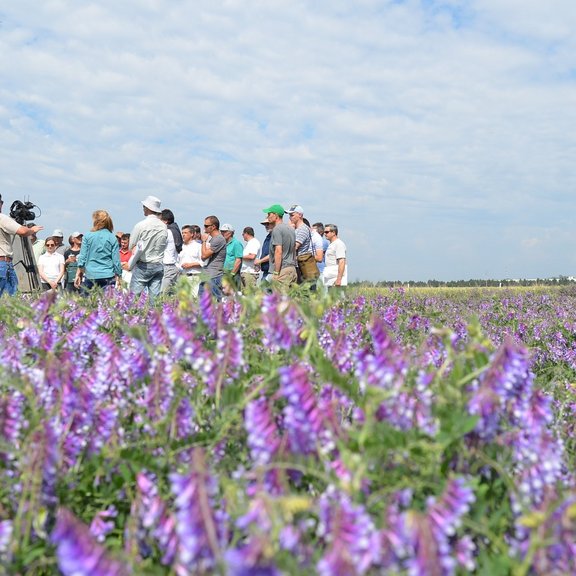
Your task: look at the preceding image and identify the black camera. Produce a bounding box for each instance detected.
[10,200,40,225]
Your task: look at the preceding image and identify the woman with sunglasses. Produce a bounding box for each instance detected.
[38,237,65,291]
[74,210,122,291]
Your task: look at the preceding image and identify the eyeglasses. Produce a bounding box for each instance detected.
[324,230,332,235]
[204,224,214,229]
[46,244,56,247]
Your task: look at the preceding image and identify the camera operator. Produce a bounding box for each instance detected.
[0,194,43,297]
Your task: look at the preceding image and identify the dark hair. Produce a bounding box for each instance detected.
[205,215,220,230]
[121,233,130,241]
[313,222,325,234]
[161,209,175,224]
[243,226,255,236]
[183,224,201,235]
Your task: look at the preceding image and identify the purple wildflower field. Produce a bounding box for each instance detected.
[0,285,575,575]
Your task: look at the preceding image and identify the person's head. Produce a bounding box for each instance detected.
[44,237,57,252]
[70,231,83,247]
[92,210,114,232]
[161,209,175,225]
[324,223,338,241]
[120,233,130,250]
[242,226,255,241]
[220,223,234,242]
[287,204,304,226]
[260,218,272,234]
[141,195,162,216]
[262,204,285,226]
[203,215,220,236]
[51,229,64,246]
[313,222,325,235]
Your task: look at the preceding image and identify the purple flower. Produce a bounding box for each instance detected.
[170,449,228,573]
[316,488,381,576]
[90,506,117,542]
[245,396,280,466]
[129,472,178,565]
[51,508,129,576]
[0,520,12,565]
[225,542,282,576]
[261,293,304,352]
[279,364,333,456]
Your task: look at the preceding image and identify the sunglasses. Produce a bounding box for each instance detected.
[46,244,56,247]
[324,230,332,235]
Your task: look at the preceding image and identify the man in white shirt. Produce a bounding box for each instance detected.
[177,225,203,298]
[322,224,348,287]
[128,195,167,300]
[240,226,261,290]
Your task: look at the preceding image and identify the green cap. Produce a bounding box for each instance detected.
[262,204,285,217]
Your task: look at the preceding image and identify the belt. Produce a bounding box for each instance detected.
[0,256,13,262]
[186,273,199,277]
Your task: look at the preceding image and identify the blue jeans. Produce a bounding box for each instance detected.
[130,262,164,300]
[0,262,18,297]
[199,274,223,301]
[85,277,116,289]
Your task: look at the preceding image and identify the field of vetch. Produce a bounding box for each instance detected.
[0,285,575,575]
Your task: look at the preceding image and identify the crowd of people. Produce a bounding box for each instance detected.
[0,194,348,300]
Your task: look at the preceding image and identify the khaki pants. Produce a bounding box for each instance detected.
[185,274,201,298]
[241,272,259,290]
[273,266,297,290]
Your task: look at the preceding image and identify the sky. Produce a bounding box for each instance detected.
[1,0,575,282]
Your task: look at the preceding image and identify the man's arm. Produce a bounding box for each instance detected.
[335,258,346,286]
[16,225,43,237]
[272,245,282,276]
[201,239,214,259]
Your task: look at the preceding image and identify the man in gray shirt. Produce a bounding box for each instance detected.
[262,204,297,289]
[199,215,226,301]
[129,195,167,300]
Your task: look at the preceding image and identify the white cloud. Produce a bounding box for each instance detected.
[0,0,575,280]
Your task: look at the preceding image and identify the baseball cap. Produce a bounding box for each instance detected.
[220,223,234,232]
[287,204,304,214]
[260,218,270,225]
[71,231,83,238]
[52,229,64,237]
[262,204,285,217]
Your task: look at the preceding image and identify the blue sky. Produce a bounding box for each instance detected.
[1,0,575,281]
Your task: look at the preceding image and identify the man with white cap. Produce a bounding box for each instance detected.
[64,231,83,292]
[221,223,243,289]
[287,204,319,286]
[128,195,167,300]
[52,229,66,256]
[254,218,272,284]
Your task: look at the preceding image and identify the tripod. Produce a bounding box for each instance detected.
[12,235,42,293]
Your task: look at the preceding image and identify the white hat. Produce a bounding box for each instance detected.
[141,195,162,213]
[220,223,234,232]
[287,204,304,214]
[71,231,83,238]
[52,229,64,237]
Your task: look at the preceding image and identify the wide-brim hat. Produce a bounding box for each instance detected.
[141,195,162,213]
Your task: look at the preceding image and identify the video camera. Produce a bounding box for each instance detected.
[10,200,41,225]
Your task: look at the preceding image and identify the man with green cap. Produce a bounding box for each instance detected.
[262,204,297,289]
